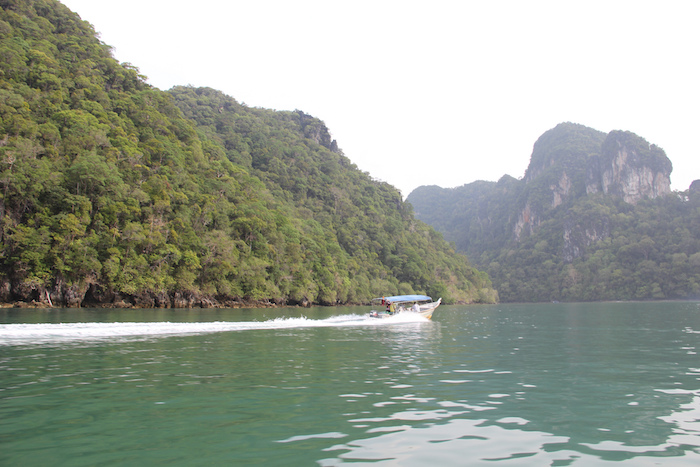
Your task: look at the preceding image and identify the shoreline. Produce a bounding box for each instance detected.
[0,296,369,309]
[0,300,314,310]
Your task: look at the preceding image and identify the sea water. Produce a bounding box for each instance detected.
[1,302,699,466]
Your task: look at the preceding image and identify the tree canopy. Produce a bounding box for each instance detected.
[0,0,497,307]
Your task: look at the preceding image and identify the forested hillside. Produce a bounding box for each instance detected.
[0,0,497,307]
[408,123,700,302]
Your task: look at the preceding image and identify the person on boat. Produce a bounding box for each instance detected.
[412,302,420,313]
[386,301,395,315]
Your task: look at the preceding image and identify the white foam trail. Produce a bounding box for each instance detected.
[0,313,429,346]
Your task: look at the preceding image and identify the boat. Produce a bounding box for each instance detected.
[368,294,442,320]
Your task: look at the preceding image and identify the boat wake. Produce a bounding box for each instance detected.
[0,312,429,346]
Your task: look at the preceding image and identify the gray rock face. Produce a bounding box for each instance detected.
[586,131,672,204]
[514,126,672,241]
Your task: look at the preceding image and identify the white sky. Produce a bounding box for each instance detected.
[60,0,700,197]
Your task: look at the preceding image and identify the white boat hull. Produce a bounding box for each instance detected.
[368,298,441,320]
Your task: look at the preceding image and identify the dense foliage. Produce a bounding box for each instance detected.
[0,0,496,306]
[167,86,497,305]
[483,192,700,302]
[408,123,700,302]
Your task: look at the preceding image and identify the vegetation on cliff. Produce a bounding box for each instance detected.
[0,0,497,307]
[408,123,700,302]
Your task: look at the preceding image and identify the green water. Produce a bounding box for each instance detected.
[1,302,699,466]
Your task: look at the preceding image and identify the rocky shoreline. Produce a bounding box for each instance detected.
[0,298,290,309]
[0,281,315,309]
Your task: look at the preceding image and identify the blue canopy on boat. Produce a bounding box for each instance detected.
[373,294,432,303]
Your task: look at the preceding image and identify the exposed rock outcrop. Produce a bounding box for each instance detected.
[551,171,572,208]
[689,179,700,197]
[562,214,611,262]
[514,202,539,240]
[587,131,672,204]
[296,110,340,153]
[0,279,283,309]
[514,125,672,242]
[513,123,606,241]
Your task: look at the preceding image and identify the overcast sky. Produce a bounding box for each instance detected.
[60,0,699,197]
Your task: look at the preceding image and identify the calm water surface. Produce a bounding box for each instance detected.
[1,302,699,466]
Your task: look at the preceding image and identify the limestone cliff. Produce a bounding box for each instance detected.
[407,123,697,303]
[586,131,672,204]
[513,123,605,241]
[514,125,672,241]
[409,123,680,253]
[690,179,700,197]
[296,110,341,153]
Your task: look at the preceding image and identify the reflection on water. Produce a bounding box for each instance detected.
[322,418,570,465]
[1,302,699,465]
[316,389,700,466]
